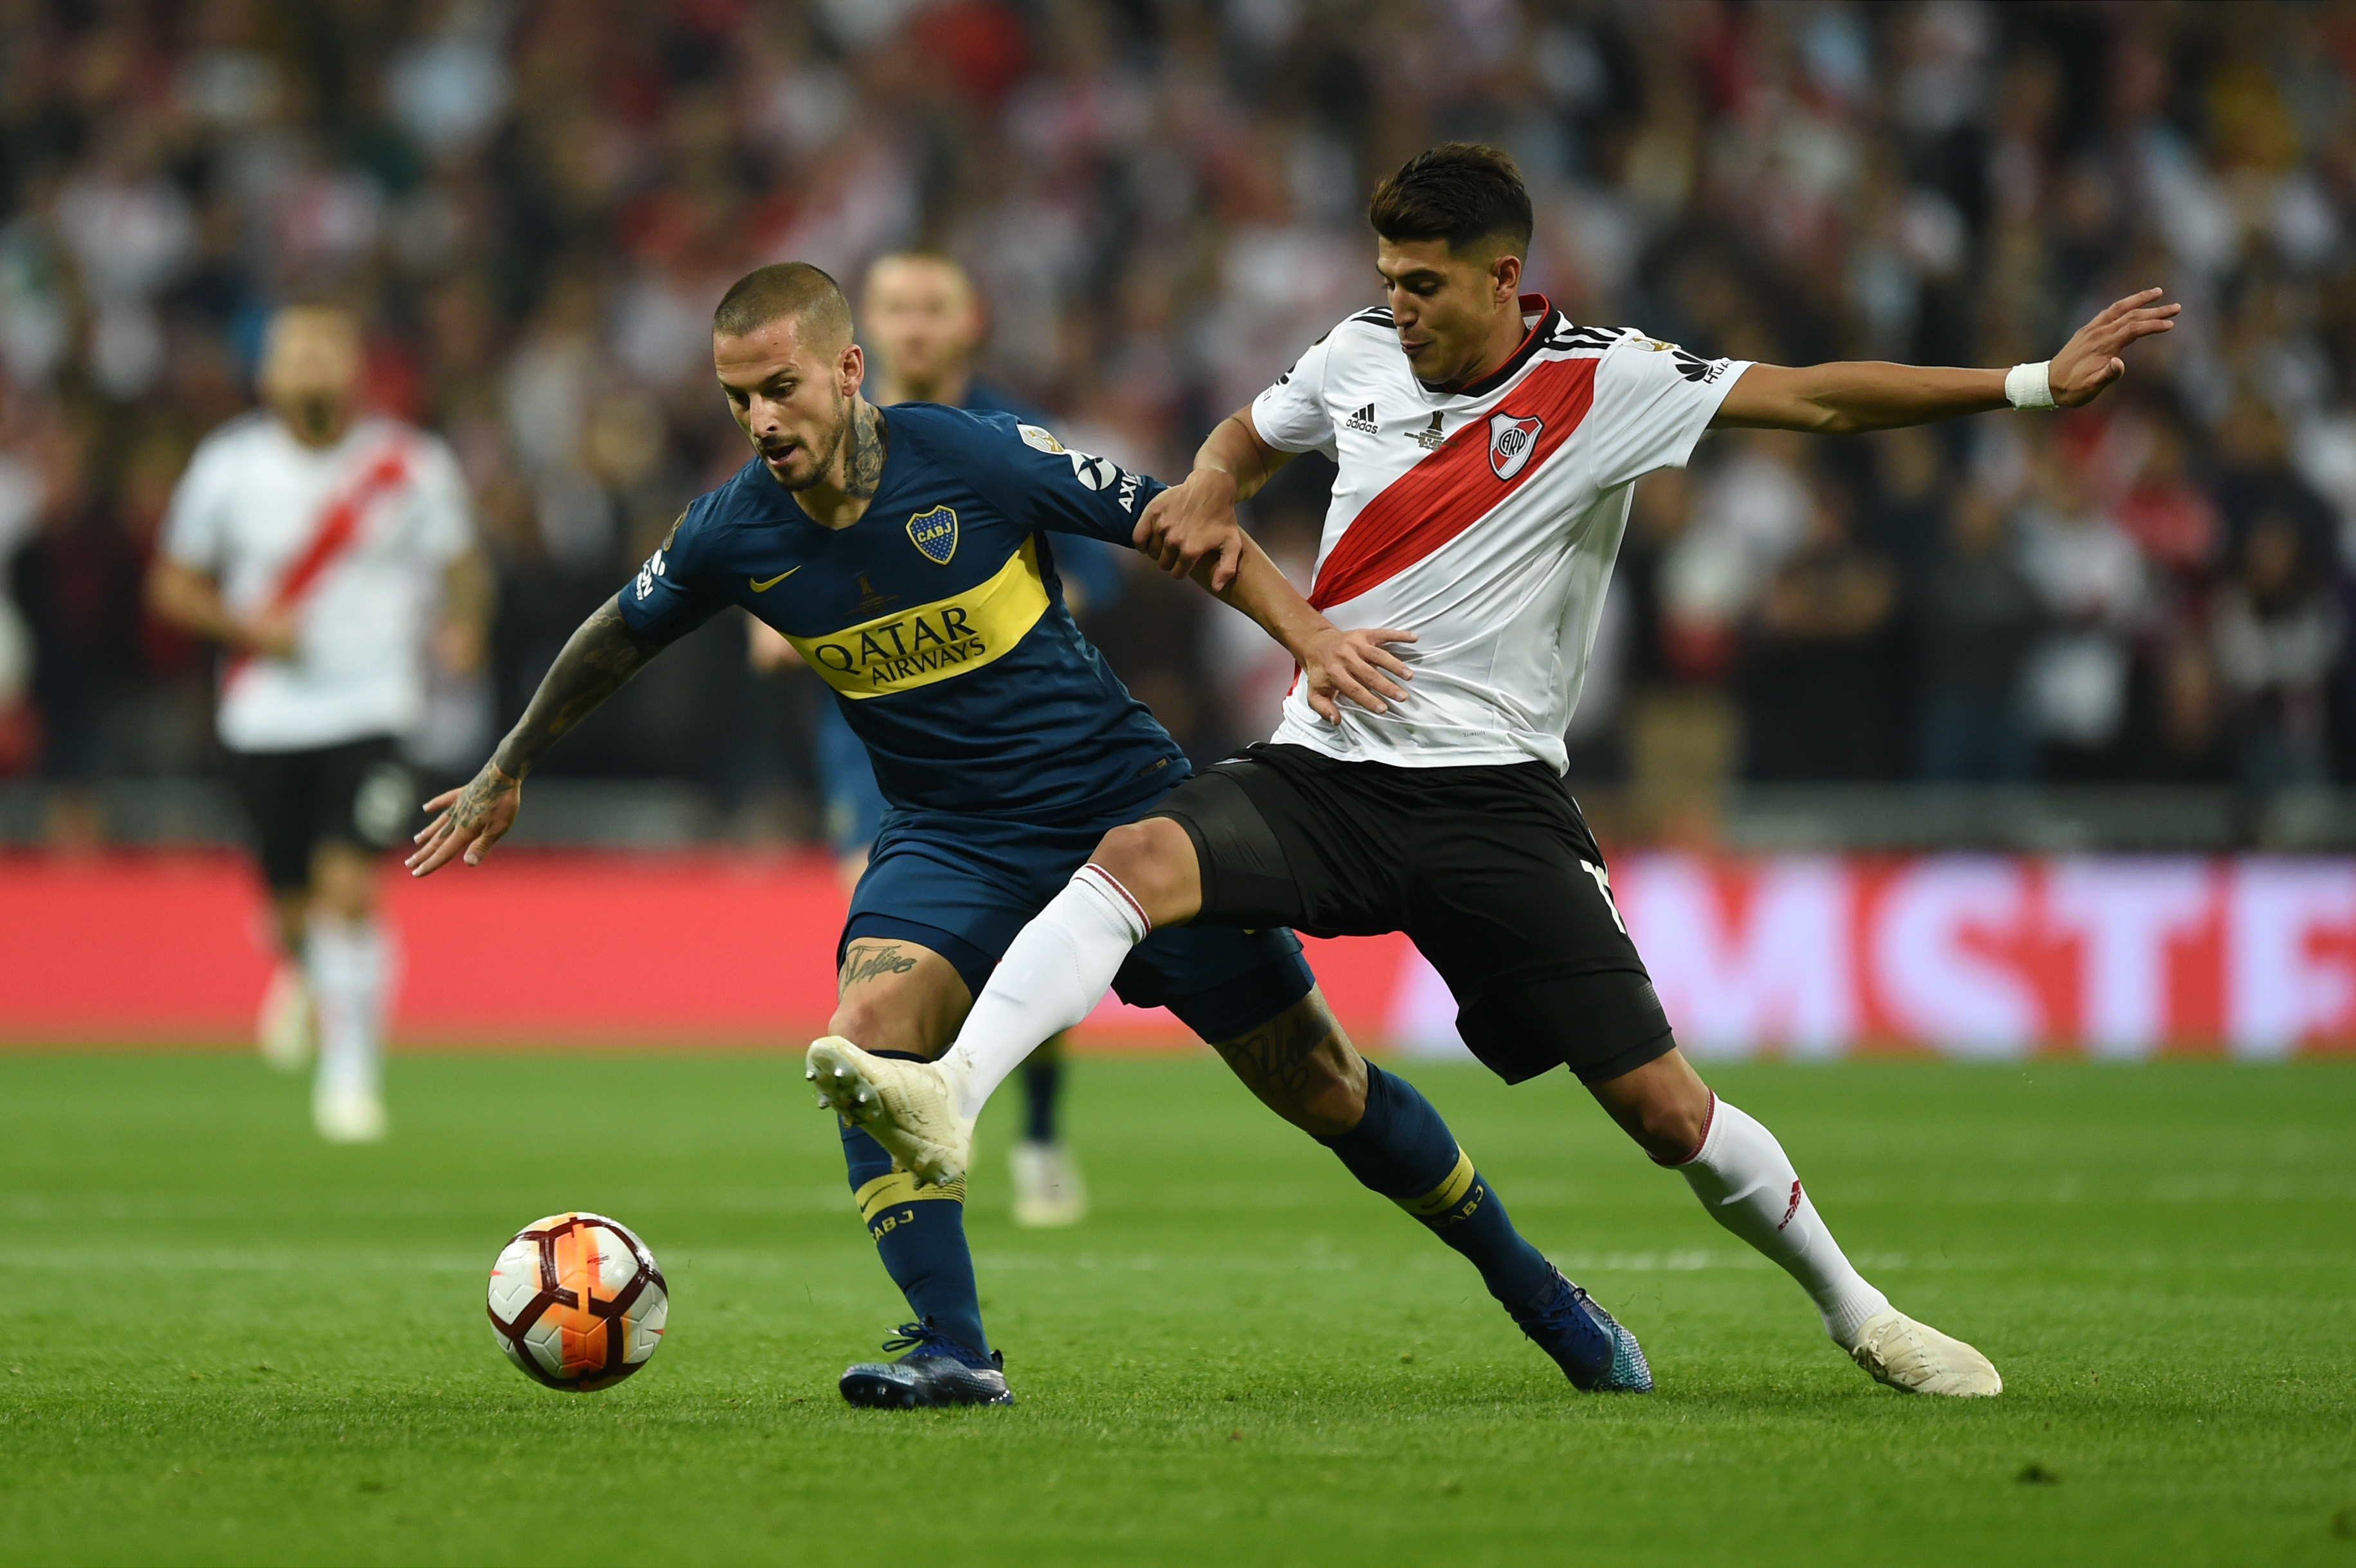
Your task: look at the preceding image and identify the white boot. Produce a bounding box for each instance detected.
[256,959,313,1071]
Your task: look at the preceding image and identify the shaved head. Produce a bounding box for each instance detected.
[712,262,852,348]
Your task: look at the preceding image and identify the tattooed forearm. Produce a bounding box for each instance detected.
[844,401,887,501]
[490,600,663,779]
[840,943,919,992]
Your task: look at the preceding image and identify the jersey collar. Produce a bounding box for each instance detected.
[1419,293,1558,400]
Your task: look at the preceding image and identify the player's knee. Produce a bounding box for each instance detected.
[826,993,941,1060]
[1085,820,1192,920]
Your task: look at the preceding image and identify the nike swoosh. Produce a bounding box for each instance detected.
[748,567,801,591]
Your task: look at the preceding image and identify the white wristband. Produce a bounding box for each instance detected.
[2005,361,2056,410]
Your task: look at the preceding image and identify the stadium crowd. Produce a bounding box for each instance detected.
[2,0,2353,844]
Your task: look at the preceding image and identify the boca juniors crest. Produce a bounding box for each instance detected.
[905,505,958,564]
[1488,412,1543,480]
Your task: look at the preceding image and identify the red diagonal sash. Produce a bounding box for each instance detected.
[1307,356,1596,611]
[224,442,412,689]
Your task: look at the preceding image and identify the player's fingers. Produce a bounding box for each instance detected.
[407,829,466,877]
[1307,687,1339,722]
[1211,533,1242,592]
[411,809,448,845]
[421,786,461,815]
[1333,670,1388,714]
[1358,641,1415,679]
[1366,627,1419,647]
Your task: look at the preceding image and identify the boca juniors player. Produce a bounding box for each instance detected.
[812,144,2182,1399]
[409,263,1637,1407]
[748,249,1116,1228]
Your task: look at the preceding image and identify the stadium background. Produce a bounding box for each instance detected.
[0,0,2351,1055]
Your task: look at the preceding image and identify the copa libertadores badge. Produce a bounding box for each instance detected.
[906,505,958,564]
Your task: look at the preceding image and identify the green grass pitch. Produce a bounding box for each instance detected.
[1,1052,2350,1566]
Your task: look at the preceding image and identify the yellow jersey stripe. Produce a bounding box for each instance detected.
[788,537,1049,700]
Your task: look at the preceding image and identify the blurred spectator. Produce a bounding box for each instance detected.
[1740,476,1902,781]
[1915,490,2039,782]
[2015,453,2149,779]
[2214,512,2344,793]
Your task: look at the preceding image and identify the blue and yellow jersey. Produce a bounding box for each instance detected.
[617,402,1179,822]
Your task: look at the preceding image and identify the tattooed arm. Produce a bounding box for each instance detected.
[407,598,664,876]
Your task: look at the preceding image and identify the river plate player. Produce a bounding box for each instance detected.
[409,261,1661,1406]
[809,143,2184,1398]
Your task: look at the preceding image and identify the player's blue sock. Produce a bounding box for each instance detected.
[1020,1056,1060,1143]
[840,1067,987,1355]
[1315,1064,1556,1314]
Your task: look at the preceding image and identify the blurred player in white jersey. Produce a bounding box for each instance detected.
[749,251,1113,1225]
[814,145,2180,1398]
[149,306,486,1142]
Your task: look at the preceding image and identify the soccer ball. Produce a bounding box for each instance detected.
[486,1212,668,1390]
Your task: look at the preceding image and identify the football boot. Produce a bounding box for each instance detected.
[838,1319,1013,1408]
[807,1036,975,1186]
[1512,1264,1653,1393]
[1847,1308,2002,1397]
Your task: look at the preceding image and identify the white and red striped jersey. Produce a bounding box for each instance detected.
[1251,295,1748,771]
[161,412,474,753]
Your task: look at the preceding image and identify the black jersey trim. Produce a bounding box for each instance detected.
[1419,293,1559,398]
[1349,306,1395,327]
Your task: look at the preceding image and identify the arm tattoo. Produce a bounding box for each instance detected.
[1213,1006,1331,1100]
[844,401,886,501]
[489,599,663,779]
[840,942,918,992]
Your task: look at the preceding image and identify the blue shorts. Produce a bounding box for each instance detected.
[842,799,1314,1043]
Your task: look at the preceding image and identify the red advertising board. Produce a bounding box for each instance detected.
[1,850,2350,1055]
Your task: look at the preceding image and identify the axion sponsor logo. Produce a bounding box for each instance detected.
[1067,449,1121,490]
[1489,411,1544,479]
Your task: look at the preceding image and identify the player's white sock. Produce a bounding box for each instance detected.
[944,865,1147,1119]
[308,916,390,1112]
[1673,1096,1890,1349]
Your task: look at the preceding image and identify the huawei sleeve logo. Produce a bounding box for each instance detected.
[1487,412,1544,479]
[1673,347,1731,383]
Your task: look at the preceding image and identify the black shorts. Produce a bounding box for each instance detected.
[1146,743,1675,1086]
[225,735,417,892]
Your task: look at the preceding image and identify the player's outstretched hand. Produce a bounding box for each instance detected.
[1300,624,1417,721]
[407,761,521,877]
[1136,470,1245,589]
[2050,288,2178,407]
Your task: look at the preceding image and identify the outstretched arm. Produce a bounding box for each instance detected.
[1712,288,2179,434]
[1136,407,1296,589]
[1196,536,1415,722]
[407,598,663,875]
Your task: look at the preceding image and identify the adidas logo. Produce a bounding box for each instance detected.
[1344,403,1379,434]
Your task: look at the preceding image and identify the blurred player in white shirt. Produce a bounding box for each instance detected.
[149,306,487,1142]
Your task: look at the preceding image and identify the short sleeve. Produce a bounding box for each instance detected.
[950,410,1168,547]
[407,436,475,565]
[159,439,230,571]
[1248,335,1338,456]
[1587,333,1753,491]
[614,504,726,644]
